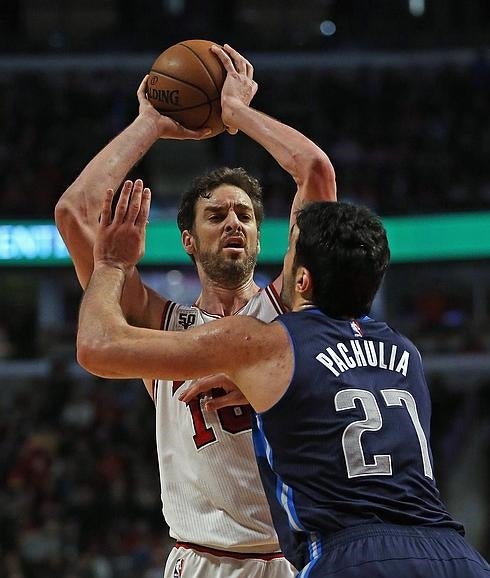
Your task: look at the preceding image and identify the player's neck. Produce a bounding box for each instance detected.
[291,294,315,313]
[195,276,260,316]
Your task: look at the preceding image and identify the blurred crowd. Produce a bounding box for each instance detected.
[0,55,489,220]
[0,359,487,577]
[0,70,135,219]
[1,1,489,53]
[0,360,171,578]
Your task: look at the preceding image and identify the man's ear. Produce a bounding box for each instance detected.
[296,266,312,297]
[182,230,194,256]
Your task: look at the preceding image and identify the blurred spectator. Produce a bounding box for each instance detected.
[0,58,489,219]
[0,362,171,577]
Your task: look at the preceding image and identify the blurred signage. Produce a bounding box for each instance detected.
[0,223,69,265]
[1,213,490,266]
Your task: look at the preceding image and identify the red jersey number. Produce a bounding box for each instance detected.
[175,383,252,449]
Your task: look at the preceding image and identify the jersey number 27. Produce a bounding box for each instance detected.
[335,388,434,480]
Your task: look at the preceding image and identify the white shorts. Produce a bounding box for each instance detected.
[164,542,297,578]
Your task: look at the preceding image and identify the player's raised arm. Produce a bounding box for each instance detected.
[54,76,210,328]
[212,45,336,207]
[211,44,336,290]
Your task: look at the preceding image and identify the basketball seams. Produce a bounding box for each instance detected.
[147,40,225,134]
[152,97,220,114]
[148,71,216,128]
[167,97,219,113]
[149,70,212,104]
[179,42,222,96]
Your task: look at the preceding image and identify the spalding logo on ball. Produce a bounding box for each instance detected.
[147,76,180,106]
[147,39,226,137]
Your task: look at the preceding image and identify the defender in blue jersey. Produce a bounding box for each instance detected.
[253,309,475,575]
[78,189,490,578]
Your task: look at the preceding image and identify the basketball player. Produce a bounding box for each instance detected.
[77,186,490,578]
[55,43,336,577]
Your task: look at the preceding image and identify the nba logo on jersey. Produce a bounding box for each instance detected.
[350,320,363,337]
[173,558,184,578]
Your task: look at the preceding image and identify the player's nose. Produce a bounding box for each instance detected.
[224,210,241,230]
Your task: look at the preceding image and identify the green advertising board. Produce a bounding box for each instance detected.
[1,212,489,267]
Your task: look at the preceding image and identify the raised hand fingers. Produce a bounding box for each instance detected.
[211,44,237,75]
[113,180,132,224]
[125,179,144,224]
[135,186,151,227]
[112,179,150,226]
[100,189,115,226]
[223,44,253,78]
[94,179,149,270]
[211,43,253,78]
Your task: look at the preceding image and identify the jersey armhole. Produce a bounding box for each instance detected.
[151,300,176,403]
[265,283,288,315]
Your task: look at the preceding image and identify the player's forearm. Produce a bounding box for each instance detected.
[56,115,159,225]
[77,263,213,381]
[226,102,336,199]
[54,115,160,288]
[77,264,130,377]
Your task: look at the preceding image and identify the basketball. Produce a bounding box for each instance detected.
[146,39,226,137]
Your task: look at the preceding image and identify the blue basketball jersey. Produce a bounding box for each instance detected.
[252,308,464,571]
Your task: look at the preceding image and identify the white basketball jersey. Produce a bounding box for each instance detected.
[153,284,286,553]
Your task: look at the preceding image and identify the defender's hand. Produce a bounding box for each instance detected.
[94,179,150,273]
[179,374,249,411]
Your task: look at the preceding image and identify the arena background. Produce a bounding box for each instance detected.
[0,1,489,576]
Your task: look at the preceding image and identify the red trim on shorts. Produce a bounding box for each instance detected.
[175,542,285,560]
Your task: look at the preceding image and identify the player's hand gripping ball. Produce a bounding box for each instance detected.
[147,39,226,137]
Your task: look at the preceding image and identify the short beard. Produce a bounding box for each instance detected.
[198,250,258,289]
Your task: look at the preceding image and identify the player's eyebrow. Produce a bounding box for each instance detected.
[203,203,253,213]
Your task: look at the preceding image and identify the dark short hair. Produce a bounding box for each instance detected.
[177,167,264,233]
[294,201,390,318]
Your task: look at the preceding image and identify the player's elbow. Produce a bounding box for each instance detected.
[55,183,89,231]
[54,194,77,235]
[300,153,337,202]
[311,153,336,199]
[77,336,113,378]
